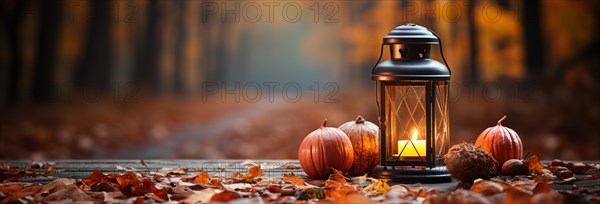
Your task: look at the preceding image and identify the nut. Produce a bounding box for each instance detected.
[501,159,529,176]
[570,163,589,174]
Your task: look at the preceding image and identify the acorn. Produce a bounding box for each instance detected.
[501,159,529,176]
[445,143,498,183]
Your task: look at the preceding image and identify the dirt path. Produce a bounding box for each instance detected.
[95,102,288,159]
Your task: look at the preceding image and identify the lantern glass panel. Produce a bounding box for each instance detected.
[384,83,427,161]
[434,82,449,160]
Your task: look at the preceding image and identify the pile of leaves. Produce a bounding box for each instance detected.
[1,158,599,203]
[0,162,55,182]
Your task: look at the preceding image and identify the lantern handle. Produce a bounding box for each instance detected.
[371,43,385,74]
[372,43,385,125]
[428,29,452,75]
[370,30,451,75]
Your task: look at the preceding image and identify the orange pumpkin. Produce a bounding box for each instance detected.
[298,120,354,179]
[475,116,523,167]
[338,116,379,176]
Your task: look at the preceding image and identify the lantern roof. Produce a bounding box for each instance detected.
[372,59,450,81]
[383,23,439,45]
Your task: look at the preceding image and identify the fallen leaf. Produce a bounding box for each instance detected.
[42,187,95,202]
[352,174,368,183]
[531,190,564,204]
[336,193,372,203]
[325,186,360,201]
[46,162,55,173]
[509,177,538,192]
[283,173,305,186]
[240,165,264,179]
[470,179,504,196]
[39,178,73,195]
[192,169,211,185]
[324,169,351,187]
[532,182,553,195]
[363,178,391,196]
[101,191,125,202]
[557,177,576,184]
[0,183,25,194]
[133,197,145,204]
[528,155,556,179]
[0,161,12,172]
[91,182,119,192]
[82,169,111,186]
[210,191,241,202]
[181,188,215,203]
[447,189,490,204]
[504,186,533,204]
[387,185,409,198]
[0,183,42,203]
[223,183,253,192]
[116,171,139,191]
[281,164,302,169]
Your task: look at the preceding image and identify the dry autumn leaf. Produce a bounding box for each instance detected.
[325,186,360,201]
[532,182,553,194]
[46,163,55,173]
[363,178,391,196]
[324,169,351,187]
[210,191,241,202]
[283,173,305,186]
[240,165,264,179]
[336,193,372,203]
[470,179,504,196]
[3,159,599,203]
[192,169,211,185]
[83,169,111,186]
[528,155,556,179]
[0,183,42,203]
[182,188,216,203]
[446,189,490,204]
[0,161,12,172]
[504,185,534,203]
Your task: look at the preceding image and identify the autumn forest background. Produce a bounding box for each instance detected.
[0,0,599,160]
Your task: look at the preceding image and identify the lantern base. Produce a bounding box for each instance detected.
[371,165,452,183]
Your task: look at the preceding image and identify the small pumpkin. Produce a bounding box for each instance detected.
[475,116,523,168]
[298,120,354,179]
[338,116,379,176]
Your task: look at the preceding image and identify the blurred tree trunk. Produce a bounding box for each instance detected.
[215,22,227,82]
[174,0,186,95]
[32,0,61,102]
[467,0,478,82]
[5,0,25,103]
[522,0,544,79]
[134,0,160,92]
[74,0,111,90]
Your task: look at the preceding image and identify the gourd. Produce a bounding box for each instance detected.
[475,116,523,168]
[298,120,354,179]
[338,116,379,176]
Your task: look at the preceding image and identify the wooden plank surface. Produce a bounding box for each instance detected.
[3,160,303,183]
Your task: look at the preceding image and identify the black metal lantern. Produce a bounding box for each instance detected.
[370,24,451,183]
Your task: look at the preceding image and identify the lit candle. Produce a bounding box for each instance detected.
[397,129,426,157]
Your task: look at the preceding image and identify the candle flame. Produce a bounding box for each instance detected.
[411,128,418,141]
